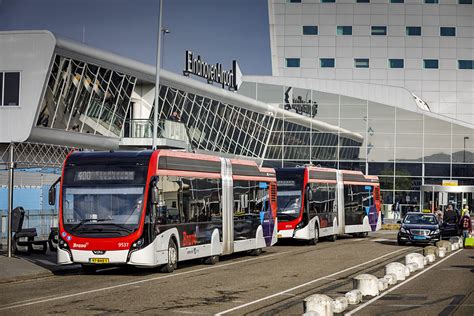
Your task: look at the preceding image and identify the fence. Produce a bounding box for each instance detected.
[0,209,57,246]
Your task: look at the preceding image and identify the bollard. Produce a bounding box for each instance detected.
[404,266,410,277]
[353,274,380,297]
[383,273,397,285]
[385,262,407,281]
[452,243,459,250]
[378,278,389,291]
[437,247,446,258]
[345,290,362,305]
[304,294,333,316]
[426,254,435,263]
[436,240,452,252]
[405,253,425,270]
[449,237,461,246]
[303,312,320,316]
[423,256,428,266]
[332,297,348,314]
[407,262,418,272]
[423,245,438,257]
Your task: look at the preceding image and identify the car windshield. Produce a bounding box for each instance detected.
[404,214,437,225]
[62,186,144,237]
[277,190,302,222]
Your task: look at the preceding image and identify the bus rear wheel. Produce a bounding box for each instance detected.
[327,234,337,242]
[358,232,368,238]
[161,239,178,273]
[249,248,262,256]
[308,224,319,245]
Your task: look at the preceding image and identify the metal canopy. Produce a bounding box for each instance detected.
[420,184,474,194]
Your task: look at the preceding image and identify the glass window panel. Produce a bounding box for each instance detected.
[394,190,420,205]
[396,108,422,120]
[287,0,301,2]
[423,59,439,69]
[396,121,423,134]
[339,147,363,161]
[424,134,451,148]
[4,72,20,106]
[320,58,335,68]
[368,102,395,119]
[368,133,395,148]
[452,165,474,177]
[425,0,438,2]
[425,163,450,177]
[368,146,395,162]
[424,178,444,185]
[452,149,474,163]
[286,58,300,68]
[371,26,387,35]
[389,59,404,69]
[368,119,395,133]
[314,103,339,118]
[424,148,451,162]
[340,105,367,119]
[354,58,369,68]
[397,134,422,147]
[458,60,473,69]
[424,117,451,134]
[337,26,352,35]
[379,176,394,190]
[238,82,256,99]
[339,118,366,133]
[356,0,369,2]
[369,162,394,175]
[257,83,283,104]
[458,0,472,4]
[303,26,318,35]
[321,0,336,2]
[440,27,455,36]
[395,163,422,176]
[339,161,366,173]
[452,136,474,151]
[406,26,422,36]
[396,147,422,161]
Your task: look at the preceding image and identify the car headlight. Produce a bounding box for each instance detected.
[400,227,408,233]
[431,229,440,235]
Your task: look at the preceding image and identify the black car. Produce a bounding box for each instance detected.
[397,212,441,245]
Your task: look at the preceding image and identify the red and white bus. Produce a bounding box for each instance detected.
[276,167,381,244]
[51,150,277,272]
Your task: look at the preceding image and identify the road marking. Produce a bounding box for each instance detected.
[372,238,388,242]
[344,249,463,316]
[215,247,411,315]
[0,247,313,311]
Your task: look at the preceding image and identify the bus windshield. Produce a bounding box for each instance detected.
[277,190,302,222]
[62,186,145,237]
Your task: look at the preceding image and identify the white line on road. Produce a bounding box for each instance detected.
[215,247,411,315]
[344,249,463,316]
[0,247,312,311]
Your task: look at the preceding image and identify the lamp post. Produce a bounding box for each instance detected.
[464,136,469,163]
[152,0,164,150]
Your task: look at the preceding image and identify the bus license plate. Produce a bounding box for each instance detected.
[89,258,109,264]
[277,234,282,238]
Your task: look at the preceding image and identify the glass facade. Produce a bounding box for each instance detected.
[238,81,474,212]
[36,55,136,137]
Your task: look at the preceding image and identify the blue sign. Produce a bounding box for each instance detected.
[259,211,265,224]
[365,186,372,191]
[259,182,268,189]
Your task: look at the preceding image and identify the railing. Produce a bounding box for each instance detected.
[0,210,57,245]
[122,119,191,144]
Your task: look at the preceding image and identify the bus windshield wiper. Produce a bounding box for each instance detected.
[71,218,109,231]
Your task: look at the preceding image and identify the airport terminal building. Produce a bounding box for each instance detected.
[0,11,473,232]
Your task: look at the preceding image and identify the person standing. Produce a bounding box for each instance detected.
[392,201,400,220]
[462,204,470,217]
[459,210,472,240]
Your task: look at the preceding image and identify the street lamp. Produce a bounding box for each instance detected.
[161,28,170,67]
[152,0,164,150]
[464,136,469,163]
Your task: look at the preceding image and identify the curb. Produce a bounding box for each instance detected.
[381,224,400,230]
[0,270,53,284]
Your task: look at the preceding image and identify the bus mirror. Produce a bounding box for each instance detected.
[152,186,159,205]
[48,186,56,205]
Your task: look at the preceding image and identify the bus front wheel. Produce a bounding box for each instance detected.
[203,255,219,265]
[308,224,319,245]
[161,239,178,273]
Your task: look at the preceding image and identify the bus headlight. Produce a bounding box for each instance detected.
[131,238,144,249]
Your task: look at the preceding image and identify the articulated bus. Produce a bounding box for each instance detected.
[276,167,381,244]
[51,150,277,272]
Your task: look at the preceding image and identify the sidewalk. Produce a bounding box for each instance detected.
[0,249,79,284]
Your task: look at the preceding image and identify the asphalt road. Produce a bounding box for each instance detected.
[0,232,472,315]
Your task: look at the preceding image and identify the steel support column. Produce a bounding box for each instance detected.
[7,143,15,258]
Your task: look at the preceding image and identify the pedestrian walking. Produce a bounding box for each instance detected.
[459,210,472,239]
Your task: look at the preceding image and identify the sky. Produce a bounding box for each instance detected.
[0,0,272,76]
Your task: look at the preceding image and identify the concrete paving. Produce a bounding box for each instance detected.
[0,232,471,316]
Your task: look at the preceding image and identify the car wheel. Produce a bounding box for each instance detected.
[161,239,178,273]
[397,236,406,246]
